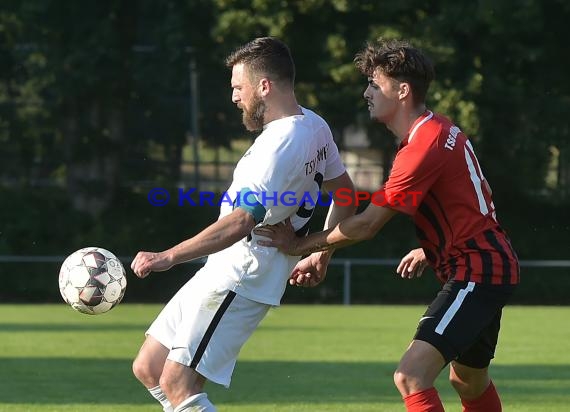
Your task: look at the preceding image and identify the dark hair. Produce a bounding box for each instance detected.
[225,37,295,86]
[354,38,434,104]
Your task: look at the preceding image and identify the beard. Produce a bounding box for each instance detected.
[242,93,266,131]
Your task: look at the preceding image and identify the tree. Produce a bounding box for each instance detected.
[2,0,568,214]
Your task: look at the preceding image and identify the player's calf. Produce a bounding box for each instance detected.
[160,360,208,408]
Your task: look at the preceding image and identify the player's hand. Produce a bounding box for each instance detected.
[289,252,331,287]
[396,248,428,279]
[131,251,173,278]
[254,218,300,255]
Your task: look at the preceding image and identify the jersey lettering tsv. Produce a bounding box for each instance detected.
[199,107,346,305]
[384,111,519,285]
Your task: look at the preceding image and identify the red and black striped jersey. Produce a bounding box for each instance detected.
[383,111,519,285]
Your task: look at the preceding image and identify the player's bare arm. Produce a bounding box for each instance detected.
[131,208,256,278]
[256,202,397,256]
[288,171,357,287]
[396,248,428,279]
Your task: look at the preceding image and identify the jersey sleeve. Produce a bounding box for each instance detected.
[323,139,346,181]
[383,141,443,215]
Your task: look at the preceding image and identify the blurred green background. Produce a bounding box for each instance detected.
[1,0,568,303]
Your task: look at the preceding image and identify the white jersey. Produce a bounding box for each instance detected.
[198,107,345,305]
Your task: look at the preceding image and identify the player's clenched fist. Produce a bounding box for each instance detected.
[131,251,173,278]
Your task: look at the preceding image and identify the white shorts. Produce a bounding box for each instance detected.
[146,272,270,387]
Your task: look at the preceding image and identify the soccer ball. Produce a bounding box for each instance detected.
[59,247,127,315]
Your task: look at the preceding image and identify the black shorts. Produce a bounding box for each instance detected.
[414,279,516,368]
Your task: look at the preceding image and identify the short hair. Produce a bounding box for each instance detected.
[225,37,295,87]
[354,38,435,104]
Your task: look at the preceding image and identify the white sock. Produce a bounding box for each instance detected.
[173,392,216,412]
[148,385,174,412]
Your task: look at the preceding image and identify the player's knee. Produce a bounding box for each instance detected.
[132,357,143,380]
[394,366,429,396]
[450,379,479,399]
[449,374,466,393]
[449,363,490,399]
[449,375,488,399]
[393,368,412,394]
[132,356,155,386]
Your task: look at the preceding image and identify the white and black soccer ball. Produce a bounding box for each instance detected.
[59,247,127,315]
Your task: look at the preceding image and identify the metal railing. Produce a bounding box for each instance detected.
[2,255,569,305]
[328,258,570,305]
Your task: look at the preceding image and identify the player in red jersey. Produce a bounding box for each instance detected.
[255,38,519,412]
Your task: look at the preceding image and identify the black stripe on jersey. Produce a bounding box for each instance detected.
[497,227,520,283]
[466,238,493,284]
[448,256,458,280]
[415,225,428,241]
[484,229,514,285]
[190,290,237,369]
[427,193,454,244]
[464,250,472,282]
[414,224,439,267]
[418,201,446,258]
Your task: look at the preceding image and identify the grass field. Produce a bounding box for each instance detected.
[1,304,569,411]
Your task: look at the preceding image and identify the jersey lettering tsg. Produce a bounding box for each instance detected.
[198,107,345,305]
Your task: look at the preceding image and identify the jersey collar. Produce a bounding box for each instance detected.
[405,110,434,146]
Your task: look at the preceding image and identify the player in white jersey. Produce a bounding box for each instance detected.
[130,37,356,412]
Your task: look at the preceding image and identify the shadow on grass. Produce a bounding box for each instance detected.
[0,323,361,333]
[0,323,146,332]
[1,357,569,405]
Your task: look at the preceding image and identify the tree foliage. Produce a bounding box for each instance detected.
[1,0,568,214]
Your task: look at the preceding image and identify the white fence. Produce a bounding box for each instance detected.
[2,255,569,305]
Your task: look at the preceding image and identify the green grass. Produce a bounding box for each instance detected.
[0,304,569,411]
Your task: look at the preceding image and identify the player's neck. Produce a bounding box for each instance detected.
[389,105,428,144]
[263,93,302,124]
